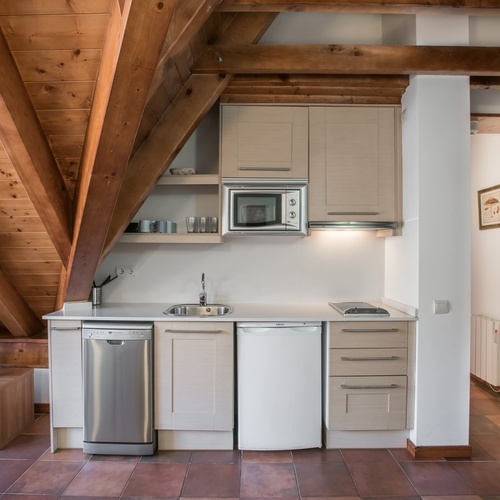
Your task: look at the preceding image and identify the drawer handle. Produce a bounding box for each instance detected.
[341,384,399,390]
[341,328,399,333]
[239,167,291,171]
[50,327,81,331]
[164,329,222,334]
[340,356,398,361]
[328,211,380,215]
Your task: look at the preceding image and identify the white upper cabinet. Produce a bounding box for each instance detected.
[220,105,309,179]
[309,106,401,223]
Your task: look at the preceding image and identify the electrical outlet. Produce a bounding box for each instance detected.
[115,265,136,277]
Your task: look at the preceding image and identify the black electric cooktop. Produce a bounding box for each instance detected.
[329,301,390,317]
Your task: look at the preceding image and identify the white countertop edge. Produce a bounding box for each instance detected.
[44,301,416,322]
[382,297,418,318]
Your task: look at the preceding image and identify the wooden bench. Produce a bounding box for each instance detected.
[0,367,34,448]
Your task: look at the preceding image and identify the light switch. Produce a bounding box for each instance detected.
[433,300,450,314]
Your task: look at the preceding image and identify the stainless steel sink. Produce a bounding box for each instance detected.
[164,304,233,317]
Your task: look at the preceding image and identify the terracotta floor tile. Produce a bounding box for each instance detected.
[89,453,140,463]
[486,414,500,426]
[451,461,500,494]
[295,462,359,497]
[470,399,500,416]
[140,450,192,464]
[471,434,500,460]
[39,448,91,462]
[470,415,500,436]
[299,497,360,500]
[182,463,240,498]
[7,460,85,496]
[61,460,136,497]
[420,496,481,500]
[292,448,344,463]
[0,434,50,460]
[341,448,396,463]
[60,497,119,500]
[390,448,446,463]
[191,449,241,463]
[121,463,188,497]
[242,450,293,463]
[346,460,418,497]
[22,414,50,435]
[1,495,59,500]
[400,461,476,496]
[240,463,298,498]
[0,459,34,492]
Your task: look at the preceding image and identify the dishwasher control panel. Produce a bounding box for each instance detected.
[82,321,153,340]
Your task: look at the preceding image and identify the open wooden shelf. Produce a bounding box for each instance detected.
[119,232,222,244]
[156,174,220,186]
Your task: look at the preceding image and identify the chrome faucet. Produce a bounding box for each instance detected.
[199,273,207,306]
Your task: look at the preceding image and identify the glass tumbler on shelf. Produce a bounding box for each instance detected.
[186,216,195,233]
[196,217,207,233]
[207,216,218,233]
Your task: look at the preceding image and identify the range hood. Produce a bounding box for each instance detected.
[308,221,398,230]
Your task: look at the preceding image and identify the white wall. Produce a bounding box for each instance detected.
[471,134,500,318]
[100,231,385,304]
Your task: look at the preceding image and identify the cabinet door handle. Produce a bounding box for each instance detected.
[341,328,399,333]
[341,384,399,390]
[164,329,223,334]
[340,356,398,361]
[328,211,380,215]
[239,167,291,171]
[50,327,81,331]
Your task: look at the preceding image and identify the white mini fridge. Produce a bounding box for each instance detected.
[237,321,322,450]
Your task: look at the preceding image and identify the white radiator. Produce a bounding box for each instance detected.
[471,315,500,386]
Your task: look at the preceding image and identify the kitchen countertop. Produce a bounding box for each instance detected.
[44,299,417,322]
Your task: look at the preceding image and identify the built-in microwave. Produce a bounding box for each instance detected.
[221,179,308,236]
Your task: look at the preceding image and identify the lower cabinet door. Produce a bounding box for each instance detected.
[49,321,83,428]
[329,376,407,431]
[154,321,233,431]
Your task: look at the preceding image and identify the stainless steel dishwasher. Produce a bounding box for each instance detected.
[82,321,156,455]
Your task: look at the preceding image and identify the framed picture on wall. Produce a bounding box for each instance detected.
[478,184,500,230]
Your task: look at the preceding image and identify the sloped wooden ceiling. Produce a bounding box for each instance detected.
[1,0,500,338]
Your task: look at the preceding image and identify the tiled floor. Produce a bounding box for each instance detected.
[2,378,500,498]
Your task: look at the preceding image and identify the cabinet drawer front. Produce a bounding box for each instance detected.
[329,376,407,431]
[330,321,408,348]
[329,348,407,376]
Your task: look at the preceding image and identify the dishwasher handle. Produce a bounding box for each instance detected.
[107,340,126,345]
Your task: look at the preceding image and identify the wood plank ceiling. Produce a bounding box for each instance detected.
[0,0,500,338]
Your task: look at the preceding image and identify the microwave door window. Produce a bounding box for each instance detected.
[233,193,281,227]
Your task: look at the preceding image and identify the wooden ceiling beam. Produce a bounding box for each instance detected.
[470,76,500,90]
[0,267,44,338]
[64,0,178,302]
[221,74,409,104]
[0,29,72,267]
[148,0,225,101]
[217,0,500,14]
[103,12,277,255]
[192,44,500,76]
